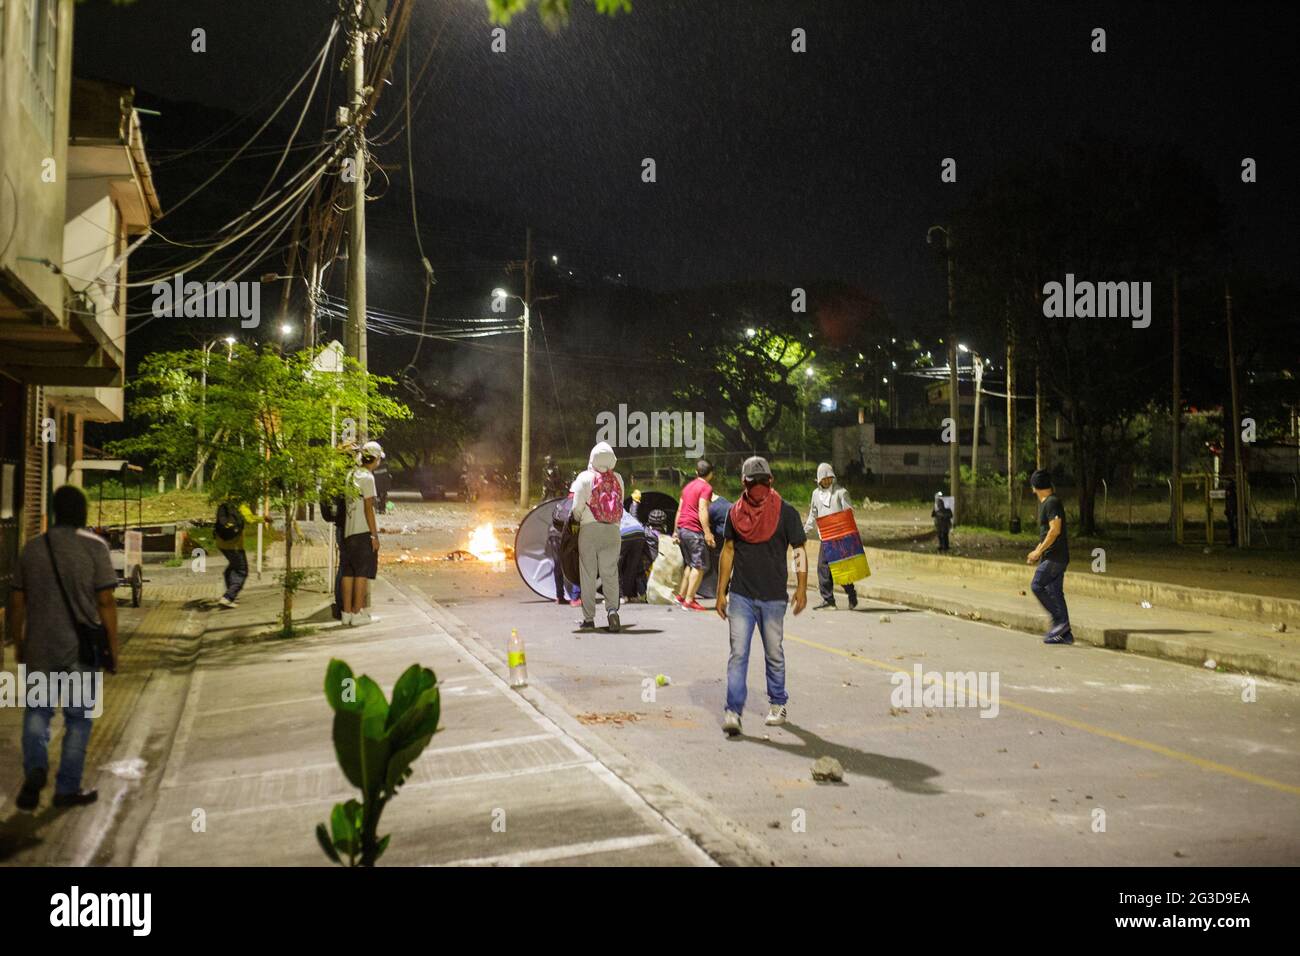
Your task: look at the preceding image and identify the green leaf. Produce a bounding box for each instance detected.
[316,822,342,864]
[374,834,391,863]
[387,665,436,730]
[324,659,358,712]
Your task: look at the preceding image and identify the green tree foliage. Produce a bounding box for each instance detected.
[317,659,441,866]
[485,0,631,28]
[110,345,410,633]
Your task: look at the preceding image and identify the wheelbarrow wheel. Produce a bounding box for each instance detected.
[130,564,143,607]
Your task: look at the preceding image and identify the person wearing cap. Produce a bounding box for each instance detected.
[931,492,953,552]
[715,456,809,736]
[340,441,385,626]
[1027,469,1072,645]
[804,462,858,610]
[673,458,715,611]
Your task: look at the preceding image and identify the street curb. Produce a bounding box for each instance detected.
[394,582,779,867]
[862,546,1300,626]
[860,582,1300,683]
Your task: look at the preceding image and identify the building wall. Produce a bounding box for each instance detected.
[0,0,74,320]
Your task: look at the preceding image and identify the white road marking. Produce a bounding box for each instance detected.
[433,833,670,867]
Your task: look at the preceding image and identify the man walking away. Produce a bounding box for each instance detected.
[673,458,715,610]
[569,441,626,632]
[931,493,953,553]
[5,486,119,810]
[340,441,384,626]
[805,462,858,610]
[1027,469,1072,645]
[214,497,271,608]
[715,457,808,737]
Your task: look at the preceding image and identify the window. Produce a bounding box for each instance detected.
[22,0,58,145]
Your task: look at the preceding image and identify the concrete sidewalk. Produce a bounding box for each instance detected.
[121,575,726,866]
[853,552,1300,681]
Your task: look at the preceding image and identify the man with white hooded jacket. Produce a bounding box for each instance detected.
[804,462,858,610]
[569,441,626,632]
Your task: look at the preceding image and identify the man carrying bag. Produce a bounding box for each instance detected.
[4,486,119,811]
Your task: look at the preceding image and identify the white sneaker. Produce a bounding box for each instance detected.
[765,704,788,726]
[352,610,373,626]
[341,612,354,626]
[722,710,742,737]
[217,596,236,609]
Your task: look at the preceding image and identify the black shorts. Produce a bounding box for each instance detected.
[340,532,378,579]
[678,529,708,570]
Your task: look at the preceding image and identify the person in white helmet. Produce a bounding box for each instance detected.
[340,440,384,626]
[804,462,857,610]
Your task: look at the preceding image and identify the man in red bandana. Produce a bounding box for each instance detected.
[714,456,808,737]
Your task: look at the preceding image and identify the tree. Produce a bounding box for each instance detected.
[953,139,1225,533]
[485,0,632,28]
[111,345,410,634]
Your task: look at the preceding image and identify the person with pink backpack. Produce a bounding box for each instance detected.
[568,441,626,632]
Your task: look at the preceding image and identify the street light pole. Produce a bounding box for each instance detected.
[970,350,983,485]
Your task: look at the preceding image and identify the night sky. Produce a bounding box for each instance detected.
[72,0,1298,339]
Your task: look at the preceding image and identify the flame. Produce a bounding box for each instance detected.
[466,522,506,563]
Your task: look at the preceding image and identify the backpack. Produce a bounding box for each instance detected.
[587,470,624,524]
[215,502,245,539]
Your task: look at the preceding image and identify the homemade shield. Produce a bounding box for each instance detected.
[816,509,871,584]
[514,497,572,599]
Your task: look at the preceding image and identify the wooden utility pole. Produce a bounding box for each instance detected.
[1171,271,1183,543]
[518,228,534,508]
[947,235,959,523]
[1032,286,1045,470]
[1225,280,1247,547]
[1006,312,1019,532]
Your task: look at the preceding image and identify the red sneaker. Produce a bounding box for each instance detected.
[569,599,583,607]
[685,599,708,611]
[672,593,686,606]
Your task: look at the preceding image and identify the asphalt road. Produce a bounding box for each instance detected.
[397,558,1300,866]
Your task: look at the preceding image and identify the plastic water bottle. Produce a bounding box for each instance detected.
[507,628,528,688]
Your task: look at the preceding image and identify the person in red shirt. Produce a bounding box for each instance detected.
[673,459,715,610]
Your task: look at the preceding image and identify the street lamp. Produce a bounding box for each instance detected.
[495,287,534,508]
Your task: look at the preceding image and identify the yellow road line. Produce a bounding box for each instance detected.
[787,634,1300,797]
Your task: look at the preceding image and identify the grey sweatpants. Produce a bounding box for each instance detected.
[578,520,622,622]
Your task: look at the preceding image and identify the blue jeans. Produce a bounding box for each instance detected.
[725,594,789,714]
[1030,559,1071,637]
[221,548,249,601]
[23,702,95,794]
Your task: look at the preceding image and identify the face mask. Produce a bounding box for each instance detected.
[746,482,771,502]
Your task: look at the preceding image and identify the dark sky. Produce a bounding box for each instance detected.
[73,0,1298,335]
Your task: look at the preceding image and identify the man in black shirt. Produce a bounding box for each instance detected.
[1027,469,1072,645]
[715,457,808,737]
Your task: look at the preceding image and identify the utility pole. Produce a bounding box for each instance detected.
[970,351,983,486]
[518,227,534,508]
[928,225,958,523]
[946,237,958,523]
[1006,310,1019,532]
[1172,270,1183,543]
[1033,287,1045,470]
[1225,280,1247,547]
[345,0,369,436]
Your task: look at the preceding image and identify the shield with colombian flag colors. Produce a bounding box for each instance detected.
[816,510,870,584]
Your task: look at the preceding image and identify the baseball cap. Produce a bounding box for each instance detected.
[360,440,385,461]
[741,456,772,480]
